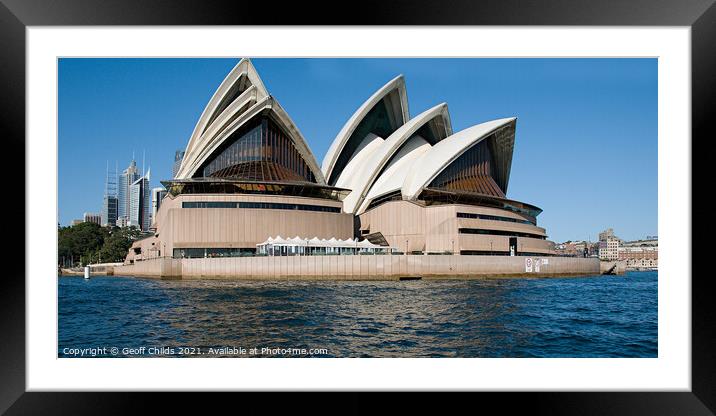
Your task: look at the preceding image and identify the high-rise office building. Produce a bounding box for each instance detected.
[118,159,140,225]
[102,195,118,227]
[129,169,151,231]
[101,162,118,226]
[172,150,185,178]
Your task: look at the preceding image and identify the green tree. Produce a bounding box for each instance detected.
[58,222,106,266]
[97,226,143,263]
[58,222,146,267]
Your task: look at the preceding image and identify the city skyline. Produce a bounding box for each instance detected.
[58,58,657,242]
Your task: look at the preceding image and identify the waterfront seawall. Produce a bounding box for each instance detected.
[112,255,600,280]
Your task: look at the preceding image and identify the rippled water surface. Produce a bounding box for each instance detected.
[58,272,657,357]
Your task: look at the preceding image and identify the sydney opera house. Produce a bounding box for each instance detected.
[126,58,554,262]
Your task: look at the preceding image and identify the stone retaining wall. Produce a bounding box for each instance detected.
[114,255,600,280]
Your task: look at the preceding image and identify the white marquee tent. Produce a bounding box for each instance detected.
[257,236,395,256]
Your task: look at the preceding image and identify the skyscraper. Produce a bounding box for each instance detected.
[118,159,140,225]
[101,162,118,227]
[102,195,118,227]
[128,169,151,231]
[172,150,185,178]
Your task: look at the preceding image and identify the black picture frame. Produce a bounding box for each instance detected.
[2,0,711,413]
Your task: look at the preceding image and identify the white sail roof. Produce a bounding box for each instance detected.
[175,58,325,183]
[179,58,268,177]
[357,134,432,213]
[334,133,385,190]
[401,118,517,200]
[339,103,452,214]
[322,75,409,185]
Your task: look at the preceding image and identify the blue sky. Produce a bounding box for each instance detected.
[58,58,657,242]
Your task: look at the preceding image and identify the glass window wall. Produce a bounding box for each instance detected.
[198,117,316,183]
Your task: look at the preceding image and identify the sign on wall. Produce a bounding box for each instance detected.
[526,258,547,273]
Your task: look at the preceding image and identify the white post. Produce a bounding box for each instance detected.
[84,266,90,279]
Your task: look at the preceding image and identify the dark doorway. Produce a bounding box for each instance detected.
[509,237,518,256]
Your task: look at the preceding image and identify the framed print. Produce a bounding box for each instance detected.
[2,0,713,413]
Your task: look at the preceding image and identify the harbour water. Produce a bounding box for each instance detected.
[58,271,657,358]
